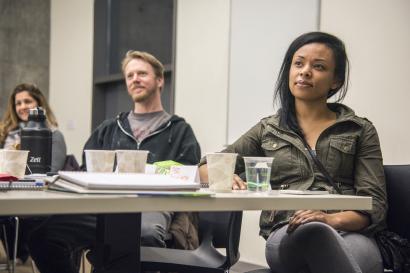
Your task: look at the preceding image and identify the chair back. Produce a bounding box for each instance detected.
[384,165,410,240]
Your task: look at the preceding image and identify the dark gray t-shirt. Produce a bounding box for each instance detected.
[127,110,171,142]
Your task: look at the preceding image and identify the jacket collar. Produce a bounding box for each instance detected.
[329,103,356,122]
[114,111,186,144]
[265,103,362,133]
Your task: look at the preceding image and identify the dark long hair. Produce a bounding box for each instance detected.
[274,32,350,134]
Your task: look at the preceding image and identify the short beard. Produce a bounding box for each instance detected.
[133,93,149,103]
[131,87,156,103]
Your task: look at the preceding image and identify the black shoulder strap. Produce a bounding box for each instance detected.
[301,138,343,195]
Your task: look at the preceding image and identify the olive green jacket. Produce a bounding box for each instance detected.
[222,103,387,239]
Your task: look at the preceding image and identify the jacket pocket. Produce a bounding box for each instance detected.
[261,139,300,184]
[326,136,356,177]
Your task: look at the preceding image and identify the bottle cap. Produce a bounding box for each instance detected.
[29,107,46,116]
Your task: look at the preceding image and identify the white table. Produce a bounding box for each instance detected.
[0,190,371,215]
[0,190,372,272]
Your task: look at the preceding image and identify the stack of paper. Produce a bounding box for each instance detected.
[50,171,201,194]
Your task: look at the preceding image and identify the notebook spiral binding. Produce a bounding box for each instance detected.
[0,180,46,191]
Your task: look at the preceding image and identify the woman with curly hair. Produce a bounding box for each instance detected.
[0,83,66,172]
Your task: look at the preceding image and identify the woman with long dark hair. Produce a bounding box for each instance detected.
[0,83,67,172]
[199,32,386,273]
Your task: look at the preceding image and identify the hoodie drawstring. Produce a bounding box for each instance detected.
[168,125,173,144]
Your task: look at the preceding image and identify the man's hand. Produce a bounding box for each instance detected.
[232,174,247,190]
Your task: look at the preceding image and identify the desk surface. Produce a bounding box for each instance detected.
[0,189,372,215]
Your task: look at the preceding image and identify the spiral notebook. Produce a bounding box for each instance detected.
[0,180,46,191]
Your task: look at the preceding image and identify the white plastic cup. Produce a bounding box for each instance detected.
[206,153,237,192]
[84,150,115,172]
[115,150,149,173]
[0,150,29,178]
[243,157,273,192]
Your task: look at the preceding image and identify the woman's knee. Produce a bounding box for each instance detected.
[289,222,338,245]
[266,222,339,263]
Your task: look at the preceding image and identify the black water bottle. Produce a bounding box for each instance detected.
[21,107,52,174]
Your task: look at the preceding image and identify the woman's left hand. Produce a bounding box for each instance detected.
[286,210,337,233]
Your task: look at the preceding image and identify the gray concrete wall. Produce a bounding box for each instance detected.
[0,0,50,116]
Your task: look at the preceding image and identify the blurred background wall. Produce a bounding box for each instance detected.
[0,0,50,116]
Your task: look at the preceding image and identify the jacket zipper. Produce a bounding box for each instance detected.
[269,211,275,222]
[268,126,316,180]
[117,119,172,149]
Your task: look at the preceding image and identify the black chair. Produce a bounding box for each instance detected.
[141,211,243,273]
[0,216,19,273]
[383,165,410,242]
[62,154,81,171]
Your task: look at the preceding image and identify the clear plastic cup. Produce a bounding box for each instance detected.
[243,157,273,192]
[115,150,148,173]
[84,150,115,172]
[206,153,237,192]
[0,150,29,178]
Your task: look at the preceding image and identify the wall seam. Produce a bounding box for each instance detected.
[317,0,321,30]
[225,0,233,147]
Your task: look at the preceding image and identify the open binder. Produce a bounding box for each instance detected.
[49,171,201,194]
